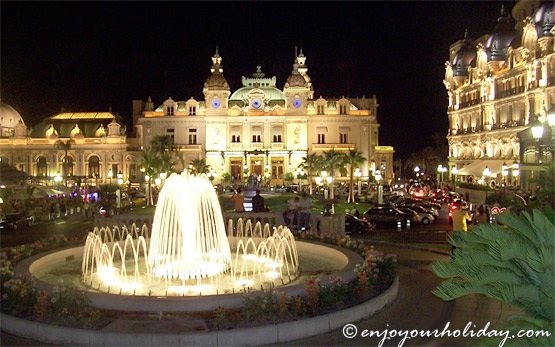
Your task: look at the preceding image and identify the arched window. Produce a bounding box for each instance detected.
[88,156,100,178]
[37,156,48,177]
[64,156,74,177]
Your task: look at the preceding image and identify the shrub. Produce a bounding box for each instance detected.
[1,274,39,317]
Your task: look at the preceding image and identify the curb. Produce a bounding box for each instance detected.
[0,277,398,346]
[367,240,451,256]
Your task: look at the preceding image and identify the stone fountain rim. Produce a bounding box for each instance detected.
[16,240,363,313]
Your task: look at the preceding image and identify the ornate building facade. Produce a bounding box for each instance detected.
[0,103,137,186]
[444,1,554,190]
[1,50,393,188]
[134,49,394,185]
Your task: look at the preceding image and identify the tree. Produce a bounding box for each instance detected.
[322,150,344,199]
[139,147,160,206]
[189,158,210,176]
[431,208,555,347]
[300,153,323,195]
[55,139,75,186]
[342,149,366,203]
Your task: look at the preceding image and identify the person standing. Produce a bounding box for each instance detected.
[251,189,266,212]
[230,188,245,212]
[298,192,312,231]
[474,204,489,225]
[450,200,471,256]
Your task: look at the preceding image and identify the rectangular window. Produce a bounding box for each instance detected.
[167,106,174,116]
[340,105,347,115]
[166,128,175,144]
[273,134,282,143]
[252,134,261,143]
[189,106,196,116]
[188,128,197,145]
[271,159,284,179]
[232,134,241,143]
[340,133,348,144]
[317,105,325,115]
[318,133,325,144]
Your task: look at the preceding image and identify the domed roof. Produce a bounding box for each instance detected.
[229,86,286,103]
[485,5,517,62]
[204,48,230,91]
[205,73,229,90]
[0,102,25,129]
[534,1,554,37]
[285,62,306,87]
[229,65,286,105]
[452,30,476,77]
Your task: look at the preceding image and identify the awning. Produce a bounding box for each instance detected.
[457,160,508,176]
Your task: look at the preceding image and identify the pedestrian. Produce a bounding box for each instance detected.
[283,196,300,227]
[474,204,489,225]
[450,200,471,257]
[251,189,266,212]
[230,188,245,212]
[298,192,312,231]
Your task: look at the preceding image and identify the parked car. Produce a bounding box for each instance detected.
[397,206,434,225]
[363,206,412,228]
[2,212,33,231]
[402,204,439,221]
[396,207,422,224]
[345,214,373,235]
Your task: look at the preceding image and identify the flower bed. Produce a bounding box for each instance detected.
[1,233,396,332]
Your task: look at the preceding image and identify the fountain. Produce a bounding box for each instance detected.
[22,172,359,312]
[80,173,300,296]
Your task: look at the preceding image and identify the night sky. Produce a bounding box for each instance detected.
[1,1,514,159]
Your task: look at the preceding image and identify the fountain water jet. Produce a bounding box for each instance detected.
[80,172,299,296]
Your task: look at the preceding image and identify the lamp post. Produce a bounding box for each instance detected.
[547,106,555,160]
[144,174,151,207]
[108,169,113,184]
[354,167,362,198]
[452,167,459,186]
[511,160,519,187]
[54,172,62,188]
[437,164,447,188]
[117,171,123,186]
[414,166,420,179]
[374,169,383,205]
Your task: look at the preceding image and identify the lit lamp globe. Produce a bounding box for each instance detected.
[531,121,544,140]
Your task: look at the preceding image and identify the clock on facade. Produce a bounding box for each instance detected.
[293,98,302,108]
[251,98,262,109]
[212,99,220,109]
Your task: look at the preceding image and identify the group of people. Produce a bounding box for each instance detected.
[282,192,312,231]
[230,187,312,231]
[230,188,269,213]
[450,201,490,256]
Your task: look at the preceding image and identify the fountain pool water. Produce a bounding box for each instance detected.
[80,173,300,296]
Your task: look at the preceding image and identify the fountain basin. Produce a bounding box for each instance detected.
[20,240,362,312]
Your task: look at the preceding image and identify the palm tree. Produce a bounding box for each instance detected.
[139,147,160,206]
[189,158,210,176]
[55,139,75,186]
[300,153,323,195]
[343,149,366,203]
[322,150,344,199]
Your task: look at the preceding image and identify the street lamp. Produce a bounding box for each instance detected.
[437,164,447,188]
[374,169,383,204]
[354,167,362,197]
[108,169,113,184]
[414,166,420,179]
[452,167,459,185]
[511,160,519,186]
[144,174,151,207]
[54,172,62,187]
[482,166,491,186]
[117,171,123,185]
